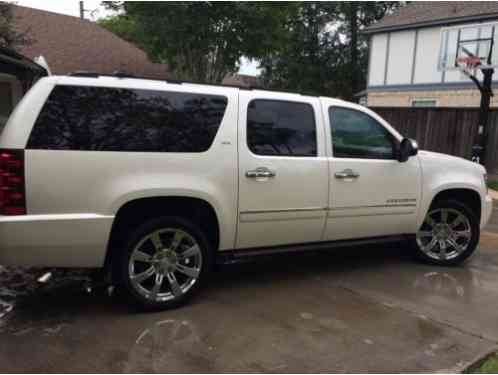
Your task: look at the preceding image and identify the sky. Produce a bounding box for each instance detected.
[11,0,260,76]
[13,0,112,20]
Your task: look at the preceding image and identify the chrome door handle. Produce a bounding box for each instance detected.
[334,169,360,179]
[246,167,276,179]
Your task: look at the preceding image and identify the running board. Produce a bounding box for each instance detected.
[217,235,408,264]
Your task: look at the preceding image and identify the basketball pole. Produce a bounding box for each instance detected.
[474,68,494,166]
[440,24,497,167]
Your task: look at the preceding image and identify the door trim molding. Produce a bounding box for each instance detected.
[327,204,416,218]
[329,204,416,210]
[239,205,416,221]
[239,207,327,223]
[240,207,327,214]
[241,203,416,214]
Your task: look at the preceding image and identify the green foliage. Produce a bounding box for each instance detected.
[487,180,498,191]
[100,2,292,83]
[467,354,498,373]
[0,1,30,49]
[260,2,402,100]
[259,3,341,95]
[100,2,402,95]
[97,14,142,45]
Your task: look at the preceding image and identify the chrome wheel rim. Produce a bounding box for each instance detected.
[128,228,202,302]
[416,208,472,261]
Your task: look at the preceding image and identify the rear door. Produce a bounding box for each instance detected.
[236,91,329,249]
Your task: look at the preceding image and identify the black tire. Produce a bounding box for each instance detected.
[411,199,480,266]
[115,216,213,311]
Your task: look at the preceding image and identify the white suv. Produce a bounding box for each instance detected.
[0,74,492,310]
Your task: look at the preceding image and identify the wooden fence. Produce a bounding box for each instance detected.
[371,107,498,174]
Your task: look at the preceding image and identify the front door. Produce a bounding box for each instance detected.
[236,92,329,249]
[323,104,421,241]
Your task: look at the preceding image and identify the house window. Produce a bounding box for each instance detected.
[411,99,437,107]
[0,82,13,123]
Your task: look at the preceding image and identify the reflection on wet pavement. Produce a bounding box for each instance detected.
[0,266,38,326]
[0,266,92,329]
[1,227,498,371]
[413,271,468,298]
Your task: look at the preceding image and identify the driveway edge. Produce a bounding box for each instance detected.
[448,347,498,373]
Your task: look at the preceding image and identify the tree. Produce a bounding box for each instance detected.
[336,2,402,98]
[100,2,291,83]
[0,1,29,49]
[260,2,402,100]
[98,12,141,45]
[259,3,343,96]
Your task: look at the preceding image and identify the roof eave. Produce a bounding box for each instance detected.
[362,12,498,35]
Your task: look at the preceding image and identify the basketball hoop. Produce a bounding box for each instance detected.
[439,21,498,76]
[438,21,497,166]
[456,56,482,78]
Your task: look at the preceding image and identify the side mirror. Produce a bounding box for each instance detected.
[398,138,418,162]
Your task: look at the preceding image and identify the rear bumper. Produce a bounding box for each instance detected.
[481,195,493,229]
[0,213,114,267]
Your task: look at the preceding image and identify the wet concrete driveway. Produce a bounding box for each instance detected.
[2,210,498,372]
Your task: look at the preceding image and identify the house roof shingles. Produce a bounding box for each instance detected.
[365,2,498,34]
[222,73,261,88]
[12,5,168,78]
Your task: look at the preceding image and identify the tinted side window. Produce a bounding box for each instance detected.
[27,85,228,152]
[247,99,316,157]
[329,107,395,159]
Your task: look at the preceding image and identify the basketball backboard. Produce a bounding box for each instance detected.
[438,21,498,76]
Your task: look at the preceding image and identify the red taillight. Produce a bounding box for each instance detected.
[0,149,25,215]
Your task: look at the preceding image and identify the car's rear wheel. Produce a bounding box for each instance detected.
[116,216,212,310]
[413,199,479,265]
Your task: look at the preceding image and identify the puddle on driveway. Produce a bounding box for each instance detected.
[0,265,93,328]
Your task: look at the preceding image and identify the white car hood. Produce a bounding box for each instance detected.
[418,150,486,174]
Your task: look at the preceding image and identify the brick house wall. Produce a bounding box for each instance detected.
[368,89,498,107]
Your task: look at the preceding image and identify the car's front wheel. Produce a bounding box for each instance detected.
[116,216,212,310]
[413,199,479,266]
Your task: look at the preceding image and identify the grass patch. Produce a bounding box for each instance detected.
[488,180,498,192]
[467,353,498,373]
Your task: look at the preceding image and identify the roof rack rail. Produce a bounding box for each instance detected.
[112,71,135,79]
[172,79,311,95]
[167,79,308,95]
[69,71,100,78]
[65,71,313,96]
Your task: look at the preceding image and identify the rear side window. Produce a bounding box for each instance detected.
[247,99,316,157]
[27,85,228,152]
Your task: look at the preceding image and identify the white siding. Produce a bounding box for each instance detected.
[368,33,388,86]
[368,22,498,91]
[413,27,443,84]
[386,30,416,85]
